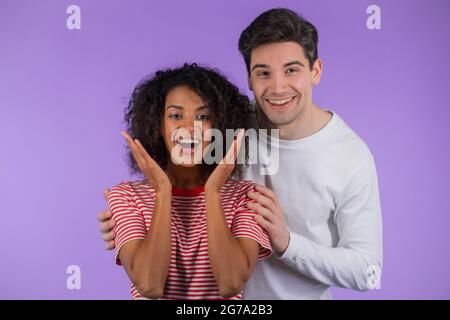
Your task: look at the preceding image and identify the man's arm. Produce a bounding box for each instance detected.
[250,157,383,291]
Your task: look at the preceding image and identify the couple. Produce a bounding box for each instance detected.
[98,8,383,300]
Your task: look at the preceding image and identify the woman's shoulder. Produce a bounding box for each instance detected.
[109,178,155,198]
[222,179,257,195]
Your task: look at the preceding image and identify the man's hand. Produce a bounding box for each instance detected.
[247,185,290,255]
[97,188,116,250]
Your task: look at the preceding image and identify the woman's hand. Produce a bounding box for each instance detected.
[121,131,172,194]
[205,129,244,194]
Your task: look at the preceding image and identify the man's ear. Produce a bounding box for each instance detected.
[311,58,323,85]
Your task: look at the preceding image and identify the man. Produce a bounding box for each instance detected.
[98,8,382,299]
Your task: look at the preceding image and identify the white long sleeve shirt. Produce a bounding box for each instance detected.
[243,112,383,299]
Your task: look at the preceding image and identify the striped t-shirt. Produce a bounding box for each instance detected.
[108,178,272,300]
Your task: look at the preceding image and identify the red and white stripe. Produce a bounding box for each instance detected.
[108,179,272,300]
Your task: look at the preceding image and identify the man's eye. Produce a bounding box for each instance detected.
[286,68,298,74]
[258,71,269,77]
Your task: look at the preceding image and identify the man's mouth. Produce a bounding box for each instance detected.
[265,96,296,109]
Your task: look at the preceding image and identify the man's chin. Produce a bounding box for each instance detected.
[261,110,298,127]
[258,102,302,127]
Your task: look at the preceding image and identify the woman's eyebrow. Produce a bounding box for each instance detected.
[166,105,183,111]
[165,105,208,111]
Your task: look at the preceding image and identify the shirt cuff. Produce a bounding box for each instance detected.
[279,231,314,266]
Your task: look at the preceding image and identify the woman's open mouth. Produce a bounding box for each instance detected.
[174,138,202,154]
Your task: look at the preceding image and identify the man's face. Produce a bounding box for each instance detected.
[248,41,322,127]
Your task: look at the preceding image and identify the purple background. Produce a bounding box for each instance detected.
[1,0,449,299]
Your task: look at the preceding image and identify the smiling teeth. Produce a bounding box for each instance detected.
[268,97,294,105]
[178,138,200,143]
[176,138,201,148]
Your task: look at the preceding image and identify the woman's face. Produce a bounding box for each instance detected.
[162,85,213,167]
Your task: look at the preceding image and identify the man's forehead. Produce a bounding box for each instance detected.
[250,42,308,67]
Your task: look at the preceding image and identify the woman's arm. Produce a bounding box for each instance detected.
[117,191,172,299]
[204,129,261,297]
[117,131,173,299]
[205,189,260,298]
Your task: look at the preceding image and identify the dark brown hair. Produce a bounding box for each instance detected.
[238,8,319,73]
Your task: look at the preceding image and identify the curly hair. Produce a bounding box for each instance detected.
[124,63,252,181]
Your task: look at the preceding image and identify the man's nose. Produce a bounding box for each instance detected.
[269,72,288,94]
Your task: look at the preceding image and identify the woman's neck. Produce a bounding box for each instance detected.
[165,162,206,189]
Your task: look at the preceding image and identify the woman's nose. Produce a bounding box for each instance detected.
[178,119,202,137]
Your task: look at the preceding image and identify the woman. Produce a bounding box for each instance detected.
[108,63,271,300]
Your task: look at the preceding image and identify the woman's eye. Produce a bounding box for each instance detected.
[169,114,182,119]
[196,114,209,121]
